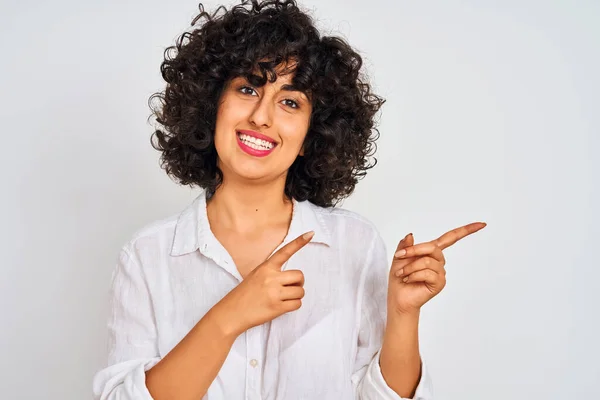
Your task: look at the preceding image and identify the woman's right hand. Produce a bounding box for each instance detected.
[210,231,315,337]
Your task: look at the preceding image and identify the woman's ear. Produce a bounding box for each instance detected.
[299,145,305,156]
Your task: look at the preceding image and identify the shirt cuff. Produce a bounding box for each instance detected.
[359,348,433,400]
[93,357,161,399]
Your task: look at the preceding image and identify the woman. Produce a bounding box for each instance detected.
[92,1,485,399]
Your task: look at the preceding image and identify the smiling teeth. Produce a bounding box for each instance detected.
[238,133,274,150]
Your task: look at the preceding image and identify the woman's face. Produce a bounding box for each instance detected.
[213,65,312,184]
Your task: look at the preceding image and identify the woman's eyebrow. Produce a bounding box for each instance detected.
[280,84,309,100]
[280,83,299,92]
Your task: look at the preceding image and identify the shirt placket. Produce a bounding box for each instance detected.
[245,324,263,400]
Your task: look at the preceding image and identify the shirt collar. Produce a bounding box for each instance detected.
[170,190,332,257]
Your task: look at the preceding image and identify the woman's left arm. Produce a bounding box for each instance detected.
[380,222,486,398]
[379,309,423,398]
[355,222,485,399]
[353,229,432,400]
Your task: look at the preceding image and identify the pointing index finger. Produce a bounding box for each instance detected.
[434,222,486,250]
[268,231,315,268]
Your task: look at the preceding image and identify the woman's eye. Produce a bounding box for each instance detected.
[239,86,298,109]
[282,99,299,109]
[239,86,257,96]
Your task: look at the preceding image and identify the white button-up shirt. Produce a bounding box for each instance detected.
[92,191,433,399]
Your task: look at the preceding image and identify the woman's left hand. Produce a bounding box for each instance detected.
[388,222,487,316]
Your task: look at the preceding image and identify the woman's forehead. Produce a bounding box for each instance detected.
[237,71,294,84]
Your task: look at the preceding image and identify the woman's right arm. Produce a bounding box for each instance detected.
[144,304,239,400]
[92,246,240,400]
[94,232,311,399]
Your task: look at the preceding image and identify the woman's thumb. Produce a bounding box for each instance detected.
[394,233,414,253]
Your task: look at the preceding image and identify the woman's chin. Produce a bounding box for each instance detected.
[220,154,287,183]
[231,164,273,181]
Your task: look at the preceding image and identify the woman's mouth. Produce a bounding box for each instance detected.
[236,131,277,157]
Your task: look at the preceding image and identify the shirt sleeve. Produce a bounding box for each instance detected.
[352,228,434,400]
[92,246,161,399]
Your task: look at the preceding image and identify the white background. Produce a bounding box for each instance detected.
[1,0,598,398]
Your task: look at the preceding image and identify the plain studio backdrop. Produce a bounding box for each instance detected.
[1,0,598,399]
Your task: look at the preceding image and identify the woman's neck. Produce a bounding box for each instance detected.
[206,180,293,236]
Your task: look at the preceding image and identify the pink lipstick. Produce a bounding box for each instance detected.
[236,130,277,157]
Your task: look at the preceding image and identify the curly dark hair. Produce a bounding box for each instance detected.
[148,0,385,208]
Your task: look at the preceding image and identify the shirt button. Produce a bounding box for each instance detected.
[249,359,258,368]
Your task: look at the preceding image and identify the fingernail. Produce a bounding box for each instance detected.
[395,268,404,277]
[394,249,406,258]
[303,231,315,240]
[403,277,409,283]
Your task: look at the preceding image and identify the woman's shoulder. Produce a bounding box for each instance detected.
[119,211,181,255]
[308,201,382,243]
